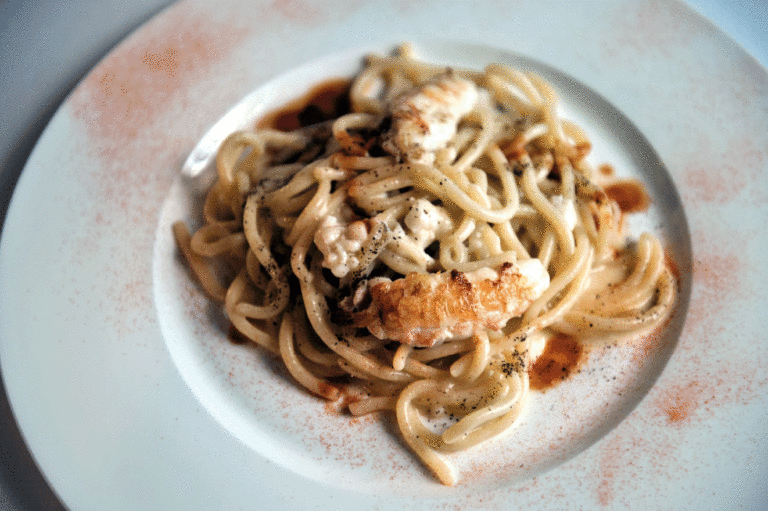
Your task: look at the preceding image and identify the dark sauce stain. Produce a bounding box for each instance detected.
[529,334,585,391]
[257,78,352,131]
[604,179,651,213]
[227,324,249,345]
[599,163,615,176]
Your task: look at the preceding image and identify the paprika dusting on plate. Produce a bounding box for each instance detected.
[529,334,585,391]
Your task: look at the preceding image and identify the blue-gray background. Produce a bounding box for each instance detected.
[0,1,765,509]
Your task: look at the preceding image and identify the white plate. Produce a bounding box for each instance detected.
[1,0,767,509]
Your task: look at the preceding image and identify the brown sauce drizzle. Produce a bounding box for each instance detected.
[604,179,651,213]
[257,78,352,131]
[227,324,250,345]
[599,163,615,176]
[529,334,584,391]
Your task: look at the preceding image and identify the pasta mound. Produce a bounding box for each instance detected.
[174,44,675,486]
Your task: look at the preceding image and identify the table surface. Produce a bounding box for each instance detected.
[1,1,766,509]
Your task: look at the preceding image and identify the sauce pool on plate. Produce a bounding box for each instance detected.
[604,179,651,213]
[529,334,585,391]
[257,78,352,131]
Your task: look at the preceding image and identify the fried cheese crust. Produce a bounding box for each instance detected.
[352,261,548,347]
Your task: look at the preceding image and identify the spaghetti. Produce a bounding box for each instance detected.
[173,44,675,486]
